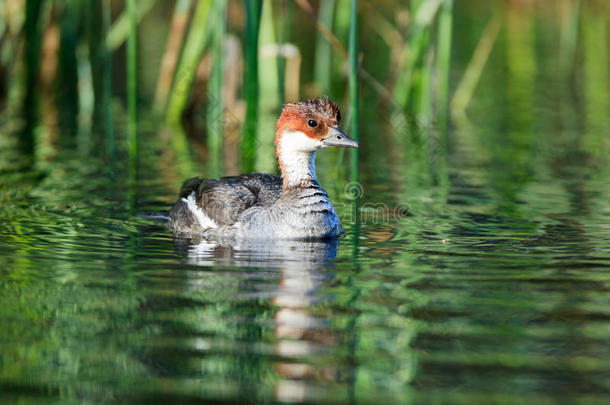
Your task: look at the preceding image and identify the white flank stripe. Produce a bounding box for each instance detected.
[182,192,218,229]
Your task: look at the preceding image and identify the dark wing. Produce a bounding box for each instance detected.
[175,173,282,227]
[177,177,205,199]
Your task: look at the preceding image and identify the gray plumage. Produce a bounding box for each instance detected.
[169,175,342,240]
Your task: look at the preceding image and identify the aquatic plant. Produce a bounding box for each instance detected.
[241,0,263,172]
[348,0,359,183]
[1,0,607,191]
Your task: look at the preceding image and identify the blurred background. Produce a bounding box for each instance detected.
[0,0,608,188]
[1,0,610,403]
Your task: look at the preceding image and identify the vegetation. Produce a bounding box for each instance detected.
[1,0,470,179]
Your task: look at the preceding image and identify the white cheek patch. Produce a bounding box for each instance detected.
[183,192,218,229]
[280,131,323,153]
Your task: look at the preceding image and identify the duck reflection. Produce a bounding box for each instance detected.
[174,236,340,403]
[175,235,338,268]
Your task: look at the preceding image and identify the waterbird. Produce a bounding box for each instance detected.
[169,98,359,240]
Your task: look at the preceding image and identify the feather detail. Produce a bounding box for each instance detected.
[183,192,218,229]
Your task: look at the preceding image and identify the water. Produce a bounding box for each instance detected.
[1,113,609,403]
[2,2,610,404]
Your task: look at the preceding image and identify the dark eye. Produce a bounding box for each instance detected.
[307,119,318,128]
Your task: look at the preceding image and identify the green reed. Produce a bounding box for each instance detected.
[436,0,453,134]
[207,0,226,177]
[582,1,608,159]
[433,0,453,200]
[314,0,335,95]
[276,0,292,103]
[155,0,192,111]
[165,0,213,124]
[21,0,45,157]
[416,39,433,124]
[348,0,359,183]
[106,0,156,52]
[559,0,580,80]
[258,0,280,111]
[126,0,137,212]
[451,9,501,120]
[102,0,115,159]
[9,0,607,201]
[127,0,138,167]
[242,0,263,172]
[255,0,281,172]
[334,0,351,49]
[393,0,442,116]
[58,0,80,141]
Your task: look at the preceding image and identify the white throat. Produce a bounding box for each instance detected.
[277,131,322,187]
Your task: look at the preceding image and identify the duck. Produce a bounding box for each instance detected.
[169,98,359,240]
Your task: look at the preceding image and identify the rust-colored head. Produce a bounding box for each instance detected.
[274,98,359,184]
[275,98,342,145]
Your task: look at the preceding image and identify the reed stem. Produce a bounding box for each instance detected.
[393,0,442,110]
[165,0,213,124]
[127,0,138,211]
[435,0,453,200]
[21,0,45,157]
[103,0,115,159]
[451,10,501,118]
[276,0,292,103]
[314,0,335,95]
[436,0,453,133]
[207,0,226,177]
[582,1,609,153]
[348,0,359,183]
[106,0,156,52]
[154,0,192,111]
[242,0,263,172]
[58,0,79,137]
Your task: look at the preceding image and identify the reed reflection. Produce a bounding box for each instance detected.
[175,236,340,403]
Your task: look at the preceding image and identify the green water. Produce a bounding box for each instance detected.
[1,1,610,404]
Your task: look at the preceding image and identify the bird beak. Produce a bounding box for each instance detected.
[321,127,359,148]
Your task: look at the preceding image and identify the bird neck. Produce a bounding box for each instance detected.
[280,151,317,189]
[276,141,317,189]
